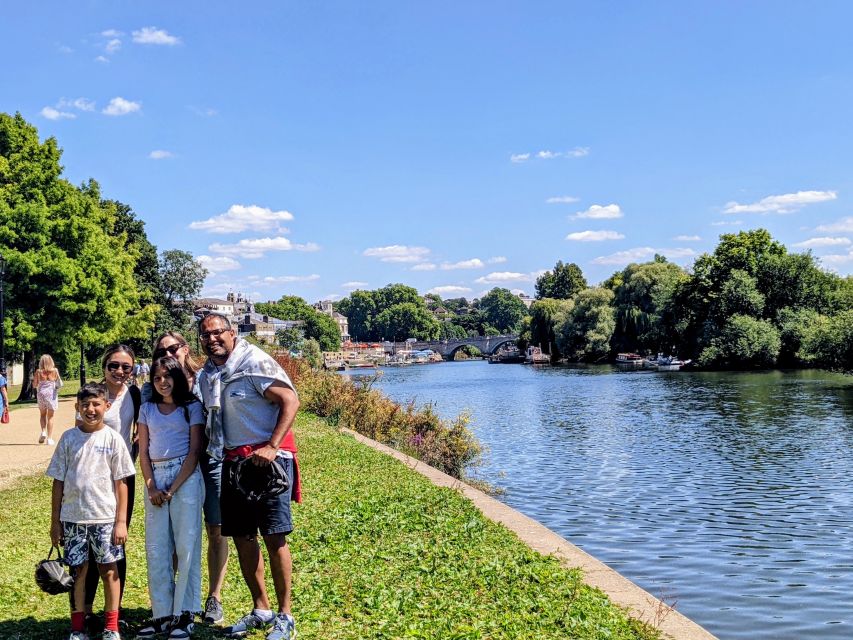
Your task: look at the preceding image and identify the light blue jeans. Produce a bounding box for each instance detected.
[144,456,204,619]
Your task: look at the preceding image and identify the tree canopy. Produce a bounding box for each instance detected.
[535,261,587,300]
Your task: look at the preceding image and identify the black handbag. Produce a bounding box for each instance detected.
[35,545,74,595]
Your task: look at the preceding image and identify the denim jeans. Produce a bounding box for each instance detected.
[144,456,204,618]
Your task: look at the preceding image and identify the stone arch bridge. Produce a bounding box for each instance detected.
[404,335,519,360]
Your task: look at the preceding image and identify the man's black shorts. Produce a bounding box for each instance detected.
[221,456,294,537]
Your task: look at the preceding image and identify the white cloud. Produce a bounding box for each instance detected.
[196,255,241,273]
[148,150,174,160]
[101,29,124,38]
[591,247,696,266]
[105,38,122,54]
[510,153,530,163]
[567,146,590,157]
[341,281,368,290]
[792,236,851,248]
[816,217,853,233]
[537,150,559,159]
[58,45,74,54]
[209,237,319,259]
[411,263,437,271]
[258,274,320,284]
[723,190,837,214]
[132,27,181,46]
[189,106,218,117]
[58,97,96,112]
[711,220,743,226]
[102,97,141,116]
[546,196,580,204]
[363,245,431,263]
[440,258,484,270]
[819,250,853,266]
[189,204,295,234]
[40,106,75,120]
[474,271,543,285]
[674,234,702,241]
[573,204,623,219]
[514,148,588,162]
[487,256,507,264]
[94,55,109,64]
[566,230,624,242]
[428,285,473,296]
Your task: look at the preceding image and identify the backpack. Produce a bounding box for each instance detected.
[129,384,141,461]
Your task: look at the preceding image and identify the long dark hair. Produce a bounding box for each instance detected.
[149,356,197,407]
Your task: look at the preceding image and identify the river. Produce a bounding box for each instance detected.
[343,360,853,640]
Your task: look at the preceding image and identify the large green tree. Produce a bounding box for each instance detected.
[535,260,587,300]
[527,298,574,360]
[478,288,528,334]
[159,249,207,329]
[373,303,441,341]
[556,288,615,362]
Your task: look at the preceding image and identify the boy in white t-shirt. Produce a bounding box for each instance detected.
[47,383,136,640]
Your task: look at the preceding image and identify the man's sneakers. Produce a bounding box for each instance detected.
[203,595,224,624]
[223,610,274,638]
[267,614,296,640]
[168,612,195,639]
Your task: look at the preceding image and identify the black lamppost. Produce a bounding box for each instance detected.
[79,342,86,388]
[0,252,6,374]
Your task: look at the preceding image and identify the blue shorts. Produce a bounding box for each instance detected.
[221,456,293,538]
[200,453,223,526]
[62,522,124,567]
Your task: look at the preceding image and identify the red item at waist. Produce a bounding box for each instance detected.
[223,429,297,460]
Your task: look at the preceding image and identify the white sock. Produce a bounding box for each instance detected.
[253,609,274,622]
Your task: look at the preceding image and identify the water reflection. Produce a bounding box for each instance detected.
[354,362,853,640]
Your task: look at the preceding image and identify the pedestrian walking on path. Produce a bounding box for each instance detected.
[34,354,63,445]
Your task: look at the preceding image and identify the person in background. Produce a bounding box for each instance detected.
[0,368,8,424]
[197,313,301,640]
[48,382,135,640]
[34,354,63,445]
[136,356,204,639]
[149,331,230,625]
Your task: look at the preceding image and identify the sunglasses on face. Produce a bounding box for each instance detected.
[200,328,230,342]
[106,362,133,373]
[153,343,184,359]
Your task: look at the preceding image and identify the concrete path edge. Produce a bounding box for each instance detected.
[340,427,718,640]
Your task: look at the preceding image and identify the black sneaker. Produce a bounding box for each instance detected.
[203,595,224,624]
[167,612,194,639]
[84,613,102,636]
[136,616,173,637]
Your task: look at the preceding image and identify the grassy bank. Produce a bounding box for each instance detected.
[0,412,657,639]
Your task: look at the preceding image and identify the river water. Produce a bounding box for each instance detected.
[345,361,853,640]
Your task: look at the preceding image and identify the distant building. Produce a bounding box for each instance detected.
[518,293,534,309]
[237,312,303,344]
[314,300,350,341]
[193,297,236,318]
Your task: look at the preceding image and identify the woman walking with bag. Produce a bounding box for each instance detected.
[136,355,204,638]
[33,354,63,444]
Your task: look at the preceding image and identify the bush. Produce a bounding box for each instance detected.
[274,354,481,479]
[698,314,781,369]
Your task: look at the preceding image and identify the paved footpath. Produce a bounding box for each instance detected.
[0,399,79,489]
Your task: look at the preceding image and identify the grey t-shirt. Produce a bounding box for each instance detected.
[221,374,296,449]
[46,426,136,524]
[139,401,205,460]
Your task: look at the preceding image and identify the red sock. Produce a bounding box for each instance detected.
[71,611,86,632]
[104,610,119,632]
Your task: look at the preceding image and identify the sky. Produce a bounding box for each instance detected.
[2,1,853,304]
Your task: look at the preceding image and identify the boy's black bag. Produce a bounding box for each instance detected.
[35,546,74,595]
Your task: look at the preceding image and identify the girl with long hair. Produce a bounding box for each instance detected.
[33,354,63,444]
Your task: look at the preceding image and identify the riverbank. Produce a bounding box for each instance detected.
[0,411,661,639]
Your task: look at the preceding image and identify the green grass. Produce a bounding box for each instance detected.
[0,413,658,639]
[6,380,83,412]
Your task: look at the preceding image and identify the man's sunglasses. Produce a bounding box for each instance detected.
[106,362,133,373]
[153,343,184,359]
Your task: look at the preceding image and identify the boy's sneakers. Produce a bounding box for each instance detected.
[267,614,296,640]
[102,631,121,640]
[203,595,223,624]
[223,610,274,637]
[68,632,90,640]
[136,616,173,637]
[168,612,195,639]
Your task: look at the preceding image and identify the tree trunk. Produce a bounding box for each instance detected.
[16,350,35,402]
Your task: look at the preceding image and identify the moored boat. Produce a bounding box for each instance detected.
[615,352,644,368]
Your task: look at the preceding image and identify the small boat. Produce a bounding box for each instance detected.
[524,345,550,365]
[615,353,644,368]
[489,347,524,364]
[656,356,690,371]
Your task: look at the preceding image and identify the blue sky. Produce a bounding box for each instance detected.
[3,1,852,303]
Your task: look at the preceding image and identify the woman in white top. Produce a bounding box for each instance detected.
[136,356,204,639]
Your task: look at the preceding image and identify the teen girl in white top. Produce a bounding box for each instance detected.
[137,356,204,639]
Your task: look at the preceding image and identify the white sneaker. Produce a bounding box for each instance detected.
[47,438,55,446]
[39,431,46,444]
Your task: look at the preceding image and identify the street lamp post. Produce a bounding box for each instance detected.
[79,342,86,388]
[0,253,6,374]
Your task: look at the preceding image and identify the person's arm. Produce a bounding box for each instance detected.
[113,478,128,545]
[138,421,167,507]
[0,384,8,409]
[50,479,64,546]
[251,381,300,466]
[164,422,202,499]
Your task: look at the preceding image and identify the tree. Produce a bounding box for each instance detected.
[535,261,587,300]
[373,283,422,310]
[799,310,853,372]
[698,314,781,369]
[556,288,615,362]
[719,270,765,318]
[528,298,574,360]
[276,326,304,352]
[478,288,527,334]
[335,290,376,341]
[256,296,341,351]
[158,249,207,328]
[374,303,441,341]
[0,113,156,398]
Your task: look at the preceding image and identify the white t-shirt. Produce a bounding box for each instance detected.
[46,427,136,524]
[104,387,135,453]
[138,401,205,460]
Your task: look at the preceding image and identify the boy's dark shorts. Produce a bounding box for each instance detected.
[221,456,293,538]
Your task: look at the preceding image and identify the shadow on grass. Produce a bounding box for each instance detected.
[0,607,156,640]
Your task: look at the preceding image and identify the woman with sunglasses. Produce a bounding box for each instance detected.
[150,332,230,625]
[80,345,141,632]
